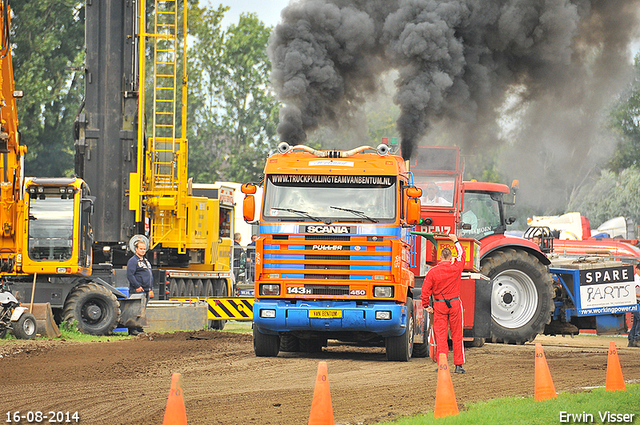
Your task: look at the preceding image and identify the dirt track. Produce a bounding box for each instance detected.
[1,330,639,425]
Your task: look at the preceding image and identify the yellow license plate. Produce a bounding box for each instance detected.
[309,310,342,318]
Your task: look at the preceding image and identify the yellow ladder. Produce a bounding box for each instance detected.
[134,0,189,252]
[151,0,178,192]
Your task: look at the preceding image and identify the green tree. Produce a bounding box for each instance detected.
[609,54,640,171]
[568,167,640,228]
[11,0,84,177]
[188,10,279,183]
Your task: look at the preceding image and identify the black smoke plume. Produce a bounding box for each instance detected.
[268,0,639,159]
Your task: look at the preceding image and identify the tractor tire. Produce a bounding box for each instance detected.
[464,337,485,348]
[0,326,7,338]
[279,334,300,352]
[253,326,280,357]
[481,249,554,344]
[13,312,37,339]
[385,299,414,361]
[62,282,120,335]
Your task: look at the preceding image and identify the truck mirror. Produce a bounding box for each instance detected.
[241,183,257,195]
[243,195,255,222]
[406,187,422,198]
[406,198,420,225]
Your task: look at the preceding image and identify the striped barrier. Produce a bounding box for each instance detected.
[171,297,254,320]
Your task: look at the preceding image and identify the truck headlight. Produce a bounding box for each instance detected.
[375,311,392,320]
[260,284,280,296]
[260,309,277,318]
[374,286,393,298]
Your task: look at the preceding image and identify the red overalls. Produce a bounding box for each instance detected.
[421,243,466,365]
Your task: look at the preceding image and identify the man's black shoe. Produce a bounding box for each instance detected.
[629,340,635,347]
[454,365,466,374]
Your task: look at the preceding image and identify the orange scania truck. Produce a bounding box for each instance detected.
[241,142,487,361]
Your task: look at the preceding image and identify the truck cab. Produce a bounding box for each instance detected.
[243,143,425,361]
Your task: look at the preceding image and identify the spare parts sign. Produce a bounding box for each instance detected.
[578,265,639,315]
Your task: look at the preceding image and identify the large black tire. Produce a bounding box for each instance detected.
[412,306,430,358]
[280,334,300,352]
[464,337,485,348]
[13,312,37,339]
[168,279,180,298]
[62,282,120,335]
[253,326,280,357]
[482,249,554,344]
[386,299,414,361]
[0,326,7,339]
[299,338,324,353]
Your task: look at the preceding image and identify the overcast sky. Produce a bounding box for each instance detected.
[210,0,293,29]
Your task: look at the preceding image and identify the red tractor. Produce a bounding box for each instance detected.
[410,146,554,344]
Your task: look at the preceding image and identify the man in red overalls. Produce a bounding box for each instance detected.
[421,234,466,373]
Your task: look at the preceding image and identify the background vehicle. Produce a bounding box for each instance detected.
[0,281,37,340]
[410,146,554,344]
[3,0,235,335]
[410,145,638,342]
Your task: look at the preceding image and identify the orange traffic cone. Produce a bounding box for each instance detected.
[434,353,459,418]
[163,373,188,425]
[606,341,626,392]
[308,361,335,425]
[534,343,556,402]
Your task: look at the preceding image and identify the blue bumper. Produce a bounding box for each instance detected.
[253,300,408,337]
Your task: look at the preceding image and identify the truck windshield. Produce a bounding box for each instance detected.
[263,175,396,222]
[413,175,455,207]
[460,192,502,240]
[28,195,75,261]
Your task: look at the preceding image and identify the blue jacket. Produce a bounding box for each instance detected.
[127,255,154,292]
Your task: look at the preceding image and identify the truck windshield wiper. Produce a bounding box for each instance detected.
[329,206,378,223]
[271,207,332,225]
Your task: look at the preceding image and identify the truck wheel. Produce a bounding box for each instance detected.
[13,312,37,339]
[481,249,554,344]
[280,334,300,352]
[299,338,323,353]
[168,279,179,298]
[62,282,120,335]
[386,299,414,361]
[0,327,7,338]
[253,326,280,357]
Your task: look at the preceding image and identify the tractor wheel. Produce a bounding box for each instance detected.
[253,326,280,357]
[62,282,120,335]
[481,249,554,344]
[0,326,7,338]
[385,299,414,361]
[13,312,37,339]
[465,337,485,348]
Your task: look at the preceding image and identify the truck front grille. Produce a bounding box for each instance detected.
[262,234,392,282]
[305,285,349,295]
